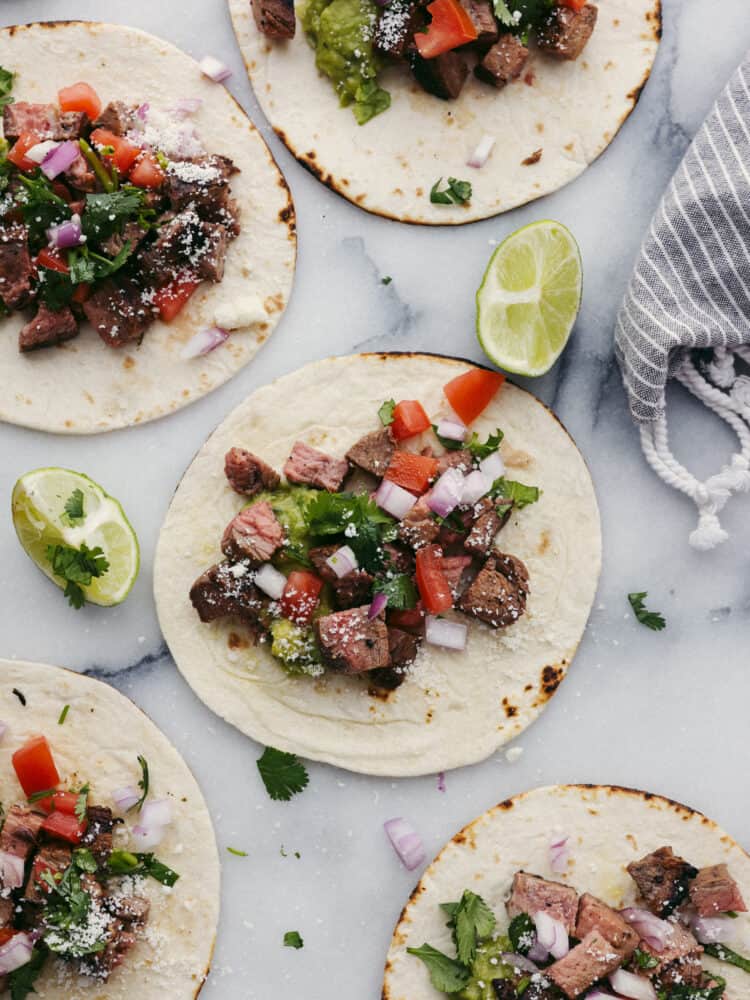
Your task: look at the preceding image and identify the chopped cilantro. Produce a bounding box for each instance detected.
[508,912,535,955]
[8,946,46,1000]
[41,857,106,957]
[381,276,392,285]
[406,943,470,993]
[430,177,472,206]
[305,492,396,573]
[58,704,71,725]
[379,399,396,426]
[440,890,496,966]
[489,477,540,508]
[284,930,304,949]
[75,784,89,823]
[81,186,145,243]
[45,542,110,609]
[431,424,466,452]
[372,573,417,610]
[633,948,659,970]
[68,241,134,284]
[467,428,504,461]
[131,755,150,812]
[227,847,248,857]
[704,942,750,974]
[106,850,180,886]
[72,847,97,874]
[27,788,56,804]
[37,267,75,312]
[63,488,85,525]
[0,67,14,111]
[665,980,726,1000]
[628,592,666,631]
[257,746,309,802]
[17,174,70,247]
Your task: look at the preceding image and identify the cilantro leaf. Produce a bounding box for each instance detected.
[373,573,417,610]
[432,424,466,452]
[407,943,470,993]
[45,543,110,609]
[704,942,750,974]
[17,174,70,247]
[441,890,496,966]
[227,847,248,857]
[284,931,304,949]
[73,847,97,874]
[489,477,540,508]
[81,186,146,244]
[106,849,180,886]
[665,981,726,1000]
[0,67,15,111]
[509,912,535,955]
[467,428,504,461]
[305,492,396,573]
[633,948,659,970]
[8,946,46,1000]
[68,241,134,284]
[257,746,309,802]
[493,0,518,25]
[379,399,396,426]
[37,267,75,312]
[63,488,85,525]
[430,177,472,206]
[628,592,666,632]
[131,755,150,812]
[41,862,106,957]
[75,784,89,823]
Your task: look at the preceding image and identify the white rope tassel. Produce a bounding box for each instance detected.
[705,346,736,388]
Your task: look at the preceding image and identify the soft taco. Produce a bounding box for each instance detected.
[383,784,750,1000]
[154,353,601,776]
[0,659,219,997]
[0,20,296,434]
[229,0,661,224]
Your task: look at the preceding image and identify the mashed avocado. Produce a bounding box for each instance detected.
[300,0,391,124]
[459,937,514,1000]
[270,619,324,676]
[252,486,317,568]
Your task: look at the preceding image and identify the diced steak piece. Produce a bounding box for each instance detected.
[315,606,390,674]
[284,441,349,492]
[105,893,150,927]
[442,555,471,598]
[83,279,152,347]
[409,50,469,100]
[475,33,529,88]
[627,847,697,916]
[82,805,114,863]
[0,898,13,929]
[459,0,498,48]
[547,929,625,998]
[0,223,33,309]
[58,112,89,139]
[507,872,579,934]
[346,428,395,477]
[166,156,236,216]
[387,626,421,669]
[376,0,425,58]
[225,447,281,497]
[100,220,148,259]
[252,0,296,38]
[0,805,45,861]
[3,102,86,140]
[139,210,229,285]
[189,560,269,625]
[79,920,138,981]
[638,920,702,979]
[19,303,79,352]
[437,450,473,475]
[398,496,440,550]
[334,571,375,610]
[537,4,598,60]
[309,545,340,583]
[690,864,747,916]
[63,151,98,192]
[575,894,638,959]
[25,844,72,903]
[465,496,511,556]
[93,101,138,136]
[459,550,528,628]
[221,500,284,564]
[383,542,415,576]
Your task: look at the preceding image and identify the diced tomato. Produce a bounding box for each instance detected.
[34,790,79,815]
[443,368,505,426]
[51,181,73,203]
[385,451,439,494]
[90,128,142,175]
[129,152,165,189]
[391,400,432,441]
[7,131,42,172]
[41,810,87,845]
[415,545,453,614]
[35,247,69,274]
[12,736,60,797]
[58,82,102,121]
[559,0,587,8]
[71,282,91,304]
[415,0,477,59]
[152,276,202,322]
[388,604,425,630]
[0,928,14,946]
[280,570,324,627]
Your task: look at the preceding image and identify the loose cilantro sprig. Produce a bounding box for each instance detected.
[63,488,85,526]
[75,783,89,823]
[68,241,134,284]
[17,174,70,247]
[227,847,248,857]
[0,66,15,111]
[81,186,146,242]
[106,849,180,887]
[58,704,71,725]
[45,542,110,609]
[407,943,471,993]
[305,492,396,573]
[628,592,666,632]
[441,890,496,966]
[489,477,540,508]
[372,573,417,610]
[633,948,659,970]
[467,429,504,461]
[284,931,304,949]
[41,852,106,958]
[430,177,472,206]
[257,747,309,802]
[130,755,150,812]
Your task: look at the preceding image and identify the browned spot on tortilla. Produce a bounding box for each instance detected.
[123,355,135,370]
[524,683,533,692]
[540,664,564,697]
[613,17,620,25]
[503,445,533,469]
[393,188,404,196]
[425,709,433,723]
[504,702,518,718]
[64,419,74,428]
[522,149,543,166]
[368,685,395,702]
[83,391,95,404]
[341,178,350,187]
[228,632,249,650]
[626,833,638,851]
[537,530,551,555]
[497,797,514,810]
[604,60,615,70]
[263,293,284,314]
[524,70,535,86]
[416,187,424,197]
[306,150,317,160]
[588,808,599,815]
[182,389,190,398]
[355,194,366,205]
[564,142,575,153]
[536,122,544,134]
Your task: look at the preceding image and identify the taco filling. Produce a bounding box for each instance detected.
[409,855,750,1000]
[189,367,540,689]
[249,0,598,124]
[0,733,179,993]
[0,72,241,351]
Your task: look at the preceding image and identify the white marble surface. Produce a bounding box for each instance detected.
[1,1,750,996]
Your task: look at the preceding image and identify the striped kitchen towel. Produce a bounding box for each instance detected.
[615,53,750,550]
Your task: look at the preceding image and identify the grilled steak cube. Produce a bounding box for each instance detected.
[437,449,473,475]
[627,846,697,916]
[346,428,395,477]
[166,156,236,216]
[83,279,152,347]
[575,894,638,959]
[441,555,471,598]
[100,220,148,259]
[375,0,425,58]
[139,210,229,285]
[387,626,421,668]
[334,571,375,610]
[82,805,114,863]
[537,4,598,61]
[690,863,747,916]
[0,898,13,930]
[93,101,138,136]
[409,50,469,100]
[105,893,150,928]
[475,34,529,88]
[315,606,390,674]
[189,560,269,625]
[64,151,98,192]
[0,223,33,309]
[459,550,528,628]
[0,805,45,861]
[638,921,702,979]
[221,500,284,564]
[506,871,579,934]
[3,102,86,140]
[79,921,138,981]
[225,447,281,497]
[252,0,296,38]
[464,497,511,556]
[25,844,72,903]
[459,0,498,48]
[58,111,89,139]
[19,303,79,352]
[284,441,349,492]
[547,929,623,998]
[398,496,440,550]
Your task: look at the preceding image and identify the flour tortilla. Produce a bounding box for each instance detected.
[229,0,660,224]
[0,20,296,434]
[154,352,601,776]
[383,784,750,999]
[0,659,220,998]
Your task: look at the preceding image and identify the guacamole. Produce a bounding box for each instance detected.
[300,0,391,124]
[459,937,514,1000]
[252,486,317,569]
[270,619,324,676]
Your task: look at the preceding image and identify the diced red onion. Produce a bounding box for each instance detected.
[586,991,617,1000]
[112,786,140,812]
[25,140,59,164]
[620,908,671,952]
[691,914,735,944]
[136,103,150,121]
[140,798,173,829]
[499,953,540,975]
[131,823,166,850]
[180,326,229,360]
[0,851,25,890]
[200,55,232,83]
[608,970,657,1000]
[368,592,388,620]
[534,911,569,959]
[325,545,358,579]
[528,937,549,963]
[479,450,505,483]
[549,834,570,874]
[173,98,203,116]
[427,468,465,518]
[47,213,83,250]
[254,563,287,601]
[375,480,417,520]
[425,616,467,650]
[460,470,490,507]
[383,817,425,871]
[436,418,466,442]
[40,139,80,179]
[467,133,496,169]
[0,933,33,975]
[0,722,7,744]
[437,771,446,793]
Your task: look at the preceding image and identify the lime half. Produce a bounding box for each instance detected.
[476,220,583,376]
[12,468,139,607]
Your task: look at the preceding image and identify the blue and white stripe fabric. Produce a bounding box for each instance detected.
[615,54,750,550]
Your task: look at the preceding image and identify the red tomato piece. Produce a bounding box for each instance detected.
[384,451,439,494]
[36,248,70,274]
[90,128,142,175]
[12,735,60,797]
[415,0,477,59]
[58,82,102,121]
[391,400,432,441]
[0,928,14,946]
[129,152,165,189]
[41,810,87,844]
[71,282,91,304]
[558,0,587,8]
[415,545,453,614]
[7,131,42,172]
[443,368,505,425]
[152,276,202,322]
[280,571,324,627]
[34,790,79,816]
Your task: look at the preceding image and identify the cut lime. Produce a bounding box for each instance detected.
[12,468,139,607]
[476,220,583,377]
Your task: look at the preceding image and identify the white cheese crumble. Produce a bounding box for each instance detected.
[213,297,268,330]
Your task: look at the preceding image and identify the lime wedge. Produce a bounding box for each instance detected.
[476,220,583,377]
[12,468,139,607]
